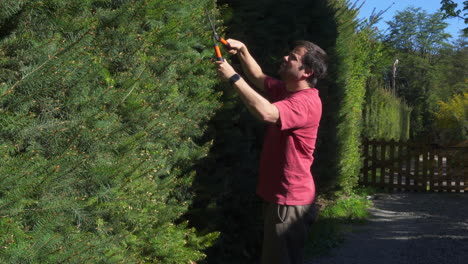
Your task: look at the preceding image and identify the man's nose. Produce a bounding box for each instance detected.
[283,55,289,62]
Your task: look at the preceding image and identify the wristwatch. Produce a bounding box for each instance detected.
[229,73,241,85]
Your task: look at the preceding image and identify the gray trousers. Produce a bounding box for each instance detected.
[261,202,317,264]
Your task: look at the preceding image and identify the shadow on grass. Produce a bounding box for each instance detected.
[305,189,376,257]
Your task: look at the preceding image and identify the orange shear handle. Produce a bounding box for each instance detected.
[214,44,223,62]
[220,38,228,47]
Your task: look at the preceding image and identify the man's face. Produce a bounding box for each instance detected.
[278,46,308,82]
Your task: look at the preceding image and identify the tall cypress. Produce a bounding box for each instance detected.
[0,0,220,263]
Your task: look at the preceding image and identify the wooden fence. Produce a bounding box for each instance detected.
[360,139,467,192]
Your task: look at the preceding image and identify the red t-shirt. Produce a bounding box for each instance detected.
[256,77,322,205]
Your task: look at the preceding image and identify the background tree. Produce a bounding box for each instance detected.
[434,92,468,144]
[357,13,412,141]
[384,7,453,138]
[440,0,468,35]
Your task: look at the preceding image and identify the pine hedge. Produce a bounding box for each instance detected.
[0,0,220,263]
[325,0,411,193]
[363,83,412,141]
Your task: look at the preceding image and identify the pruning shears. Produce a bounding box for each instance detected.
[207,12,229,62]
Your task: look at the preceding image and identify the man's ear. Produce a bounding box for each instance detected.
[303,67,314,78]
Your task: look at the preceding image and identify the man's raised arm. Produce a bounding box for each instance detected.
[226,39,268,91]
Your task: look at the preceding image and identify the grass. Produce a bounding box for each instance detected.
[305,186,377,257]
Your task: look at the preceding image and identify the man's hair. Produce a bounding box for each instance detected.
[294,40,328,87]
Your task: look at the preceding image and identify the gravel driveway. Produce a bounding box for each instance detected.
[306,192,468,264]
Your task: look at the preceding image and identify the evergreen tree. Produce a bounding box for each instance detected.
[0,0,220,263]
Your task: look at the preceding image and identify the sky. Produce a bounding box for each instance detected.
[356,0,466,40]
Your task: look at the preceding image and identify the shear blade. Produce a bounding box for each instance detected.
[207,12,220,41]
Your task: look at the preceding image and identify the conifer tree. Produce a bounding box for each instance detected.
[0,0,220,263]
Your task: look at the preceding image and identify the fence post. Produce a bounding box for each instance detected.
[462,150,468,193]
[436,148,443,191]
[447,152,453,192]
[405,142,412,190]
[389,139,395,190]
[422,143,428,192]
[380,141,386,186]
[414,142,421,190]
[372,140,377,185]
[464,149,468,192]
[363,138,369,185]
[428,144,435,191]
[397,140,404,190]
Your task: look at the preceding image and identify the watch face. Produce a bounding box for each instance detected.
[230,74,240,84]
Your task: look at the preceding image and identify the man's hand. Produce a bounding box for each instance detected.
[223,39,266,91]
[225,39,246,55]
[216,60,237,82]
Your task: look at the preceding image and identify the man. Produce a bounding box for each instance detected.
[216,38,327,264]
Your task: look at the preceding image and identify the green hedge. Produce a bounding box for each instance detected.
[0,0,220,263]
[325,0,372,195]
[322,0,413,193]
[363,83,412,141]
